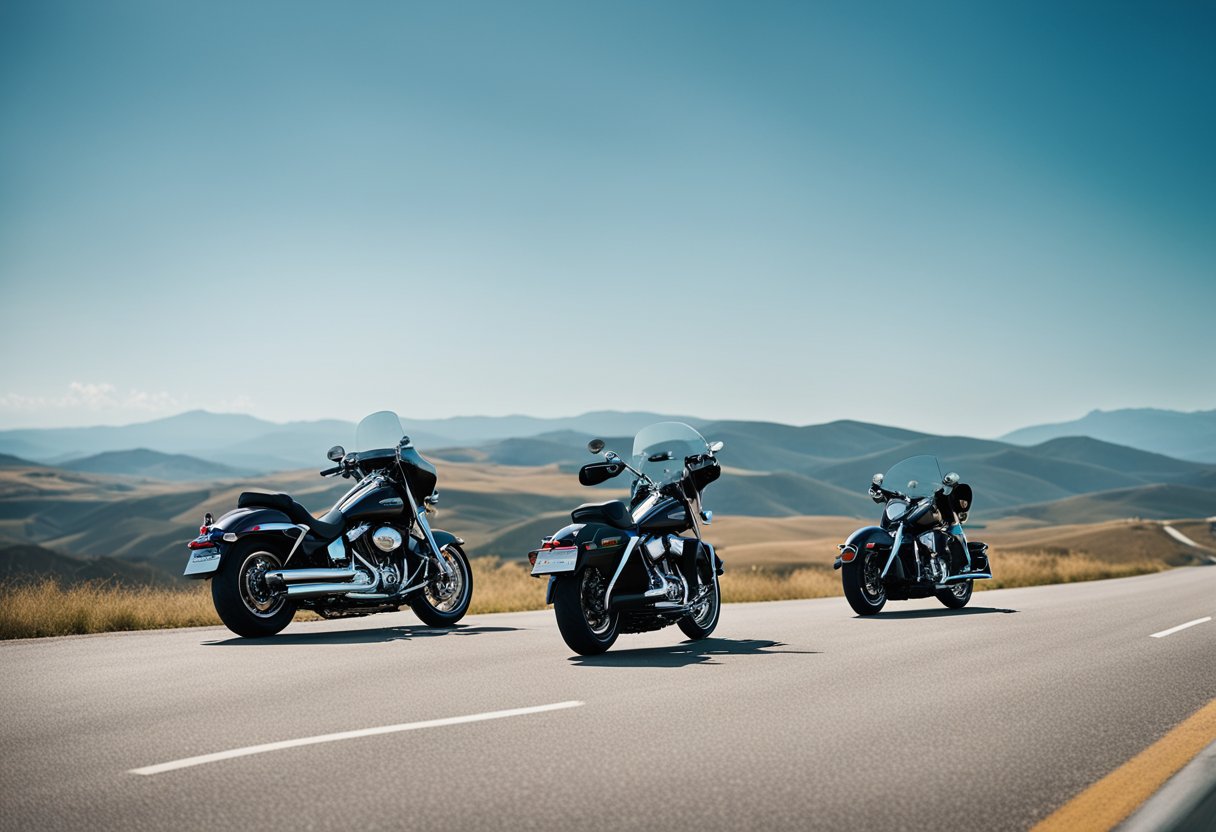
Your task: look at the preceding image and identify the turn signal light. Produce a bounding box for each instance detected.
[528,551,538,566]
[840,546,858,563]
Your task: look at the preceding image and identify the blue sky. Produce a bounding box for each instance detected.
[1,1,1213,435]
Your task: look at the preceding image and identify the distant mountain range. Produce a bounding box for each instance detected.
[0,409,701,471]
[1002,408,1216,463]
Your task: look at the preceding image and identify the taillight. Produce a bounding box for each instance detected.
[528,551,538,566]
[187,539,213,550]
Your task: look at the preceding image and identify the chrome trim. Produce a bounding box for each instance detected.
[937,573,991,585]
[603,536,641,606]
[881,525,904,578]
[282,524,310,566]
[247,523,296,533]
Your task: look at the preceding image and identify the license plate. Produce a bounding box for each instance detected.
[184,547,222,576]
[531,546,578,575]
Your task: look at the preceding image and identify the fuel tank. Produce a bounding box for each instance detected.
[634,495,691,535]
[338,483,410,524]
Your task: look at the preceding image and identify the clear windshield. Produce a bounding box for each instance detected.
[631,422,710,487]
[881,455,945,499]
[353,411,407,453]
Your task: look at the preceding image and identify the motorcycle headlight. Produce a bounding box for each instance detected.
[885,500,909,521]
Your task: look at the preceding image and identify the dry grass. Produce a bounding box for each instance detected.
[0,551,1173,640]
[976,549,1166,590]
[467,557,546,614]
[0,580,223,640]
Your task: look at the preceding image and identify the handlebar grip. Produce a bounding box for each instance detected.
[320,466,340,476]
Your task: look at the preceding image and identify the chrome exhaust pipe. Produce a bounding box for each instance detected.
[265,566,360,589]
[285,576,378,600]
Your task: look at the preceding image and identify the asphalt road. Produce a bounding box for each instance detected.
[2,568,1214,832]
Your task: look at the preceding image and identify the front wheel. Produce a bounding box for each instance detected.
[409,543,473,627]
[211,539,297,638]
[552,567,619,655]
[678,564,721,641]
[842,550,887,616]
[935,580,973,609]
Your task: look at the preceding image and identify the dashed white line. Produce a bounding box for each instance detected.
[129,700,584,776]
[1150,617,1211,639]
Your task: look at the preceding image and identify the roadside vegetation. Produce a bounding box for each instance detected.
[0,550,1169,640]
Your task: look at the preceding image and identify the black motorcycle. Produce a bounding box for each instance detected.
[834,454,991,615]
[185,411,473,637]
[528,422,724,655]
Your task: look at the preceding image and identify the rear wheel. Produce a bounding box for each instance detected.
[211,539,296,638]
[842,549,887,616]
[935,580,973,609]
[409,543,473,627]
[552,567,619,655]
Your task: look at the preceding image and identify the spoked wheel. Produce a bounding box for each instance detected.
[552,567,619,655]
[211,539,296,637]
[935,579,973,609]
[409,543,473,627]
[842,549,887,615]
[678,561,721,640]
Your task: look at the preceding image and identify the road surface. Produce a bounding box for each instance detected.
[2,567,1214,831]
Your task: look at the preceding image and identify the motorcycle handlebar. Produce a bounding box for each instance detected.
[319,466,341,477]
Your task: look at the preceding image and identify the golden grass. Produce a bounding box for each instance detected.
[0,580,223,640]
[976,549,1166,590]
[0,551,1172,640]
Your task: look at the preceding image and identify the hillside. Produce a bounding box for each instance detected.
[0,543,178,586]
[59,449,248,482]
[1002,408,1216,463]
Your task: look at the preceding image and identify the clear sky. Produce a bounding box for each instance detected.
[1,0,1213,436]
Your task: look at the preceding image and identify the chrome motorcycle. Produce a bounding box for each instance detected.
[528,422,724,655]
[185,411,473,637]
[834,454,991,615]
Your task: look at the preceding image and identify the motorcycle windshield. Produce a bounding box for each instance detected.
[881,455,945,499]
[353,410,407,453]
[632,422,710,487]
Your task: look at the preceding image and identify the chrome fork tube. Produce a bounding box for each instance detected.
[402,481,453,577]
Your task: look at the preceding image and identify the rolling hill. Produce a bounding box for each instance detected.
[1002,408,1216,463]
[59,449,249,482]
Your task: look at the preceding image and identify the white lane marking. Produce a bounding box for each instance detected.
[1162,525,1205,549]
[1150,617,1212,639]
[130,700,584,776]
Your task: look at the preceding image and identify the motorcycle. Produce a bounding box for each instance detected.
[834,454,991,615]
[528,422,725,655]
[184,410,473,637]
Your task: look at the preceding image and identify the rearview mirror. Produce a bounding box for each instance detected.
[872,473,884,485]
[943,472,960,486]
[327,445,345,462]
[587,438,606,454]
[578,461,624,486]
[708,440,724,453]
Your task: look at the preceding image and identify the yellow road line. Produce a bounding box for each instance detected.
[1032,698,1216,832]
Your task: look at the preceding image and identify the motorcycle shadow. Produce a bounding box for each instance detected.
[205,624,522,646]
[860,606,1018,620]
[568,637,819,669]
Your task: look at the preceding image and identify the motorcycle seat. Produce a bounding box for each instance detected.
[237,491,345,541]
[571,500,634,530]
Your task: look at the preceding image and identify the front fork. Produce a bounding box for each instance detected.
[403,480,453,578]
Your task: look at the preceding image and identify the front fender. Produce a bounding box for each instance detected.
[834,526,894,570]
[429,528,466,550]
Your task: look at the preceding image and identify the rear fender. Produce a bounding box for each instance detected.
[183,507,300,579]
